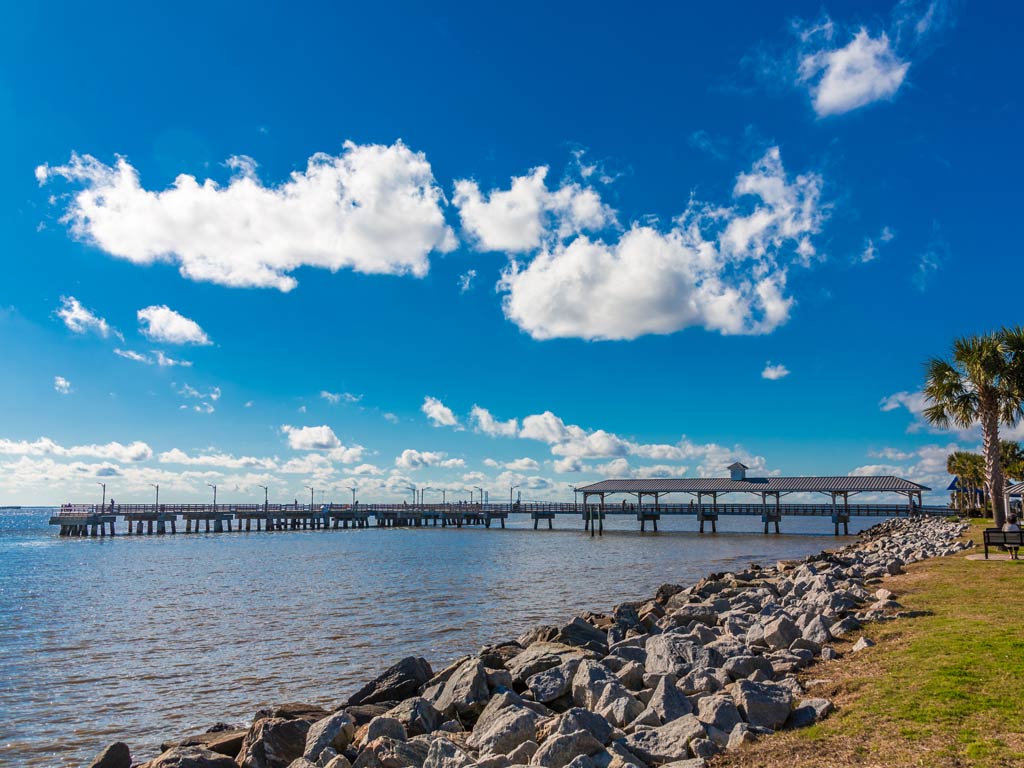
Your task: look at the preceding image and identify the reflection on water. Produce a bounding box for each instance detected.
[0,509,876,765]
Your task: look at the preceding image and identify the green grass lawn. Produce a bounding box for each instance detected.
[712,524,1024,767]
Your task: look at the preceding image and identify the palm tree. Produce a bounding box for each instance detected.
[923,332,1023,527]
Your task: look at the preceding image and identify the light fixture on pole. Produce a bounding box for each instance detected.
[406,485,416,504]
[207,483,217,511]
[474,486,484,506]
[304,485,314,510]
[258,484,269,511]
[348,486,357,505]
[97,482,106,511]
[150,483,159,510]
[510,484,520,510]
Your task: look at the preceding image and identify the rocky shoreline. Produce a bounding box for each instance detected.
[87,516,970,768]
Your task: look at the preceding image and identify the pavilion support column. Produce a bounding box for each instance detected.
[775,493,781,533]
[832,492,838,536]
[599,493,604,536]
[762,492,769,534]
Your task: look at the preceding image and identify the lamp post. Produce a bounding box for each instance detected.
[510,484,520,511]
[304,485,314,510]
[441,488,447,504]
[348,486,357,505]
[406,485,416,505]
[207,483,217,511]
[97,482,106,512]
[258,484,268,512]
[474,486,484,507]
[150,483,159,511]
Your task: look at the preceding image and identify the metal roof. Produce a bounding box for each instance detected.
[1009,481,1024,495]
[575,475,929,494]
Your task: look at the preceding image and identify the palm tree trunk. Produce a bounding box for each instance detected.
[980,394,1006,527]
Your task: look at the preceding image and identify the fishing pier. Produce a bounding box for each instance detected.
[49,468,939,538]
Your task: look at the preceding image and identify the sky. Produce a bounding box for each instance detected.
[1,0,1020,506]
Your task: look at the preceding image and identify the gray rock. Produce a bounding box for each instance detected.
[324,758,353,768]
[286,760,318,768]
[507,741,539,764]
[352,737,429,768]
[687,738,717,760]
[725,723,757,750]
[509,644,588,686]
[675,670,721,696]
[695,695,741,735]
[477,757,512,768]
[645,677,692,723]
[801,616,832,646]
[659,761,705,768]
[820,646,838,661]
[468,702,538,756]
[238,718,313,768]
[139,747,237,768]
[486,669,514,691]
[762,616,800,651]
[829,616,861,637]
[851,636,875,653]
[557,618,610,655]
[89,742,132,768]
[386,698,444,737]
[667,604,718,628]
[721,655,773,681]
[434,659,491,719]
[305,712,356,762]
[422,738,476,768]
[731,680,793,730]
[348,658,434,707]
[553,708,614,745]
[784,698,834,729]
[532,729,604,768]
[366,718,408,743]
[592,684,644,729]
[615,662,645,692]
[527,659,582,703]
[622,716,705,764]
[644,636,721,677]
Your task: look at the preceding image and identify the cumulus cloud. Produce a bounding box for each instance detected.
[281,424,341,450]
[799,29,909,116]
[38,141,456,291]
[761,362,790,380]
[504,457,540,471]
[114,348,191,367]
[470,405,519,437]
[453,166,616,253]
[158,448,277,470]
[320,391,361,405]
[0,436,153,462]
[53,376,72,394]
[395,449,465,470]
[499,148,824,341]
[422,396,459,428]
[138,305,211,345]
[56,296,117,338]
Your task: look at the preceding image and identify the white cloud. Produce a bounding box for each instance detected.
[421,396,459,428]
[453,166,615,253]
[470,405,519,437]
[53,376,72,394]
[761,362,790,380]
[458,269,477,293]
[349,463,384,476]
[383,412,399,424]
[499,148,824,341]
[320,391,361,405]
[328,445,365,464]
[56,296,117,338]
[138,305,211,346]
[177,383,221,401]
[38,141,456,291]
[799,28,909,117]
[0,436,153,462]
[281,424,341,450]
[880,389,927,415]
[483,458,500,468]
[504,457,540,471]
[158,448,277,470]
[395,449,465,470]
[114,348,192,367]
[553,457,584,474]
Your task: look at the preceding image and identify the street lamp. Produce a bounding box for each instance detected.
[207,483,217,511]
[304,485,314,510]
[348,486,357,505]
[258,484,269,511]
[510,484,520,510]
[150,483,159,511]
[97,482,107,511]
[474,486,484,506]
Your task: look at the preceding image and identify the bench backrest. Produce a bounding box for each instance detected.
[984,528,1024,544]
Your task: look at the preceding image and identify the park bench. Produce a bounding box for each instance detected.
[983,528,1024,559]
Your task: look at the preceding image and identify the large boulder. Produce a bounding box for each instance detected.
[352,736,429,768]
[531,729,604,768]
[422,738,477,768]
[386,698,445,737]
[784,698,834,729]
[348,658,434,707]
[556,618,609,655]
[304,712,356,762]
[527,659,582,703]
[238,718,313,768]
[761,616,800,651]
[645,677,692,723]
[433,659,491,719]
[88,742,132,768]
[508,644,588,686]
[366,717,408,743]
[643,636,721,677]
[622,716,705,765]
[572,662,643,728]
[731,680,793,730]
[256,704,330,723]
[720,655,773,682]
[468,702,538,756]
[695,696,741,735]
[161,729,247,758]
[801,616,832,646]
[551,708,613,745]
[138,747,237,768]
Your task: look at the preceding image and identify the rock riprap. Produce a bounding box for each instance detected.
[90,517,968,768]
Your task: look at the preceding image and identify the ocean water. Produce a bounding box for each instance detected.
[0,508,880,766]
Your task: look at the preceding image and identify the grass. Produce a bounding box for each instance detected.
[709,524,1024,768]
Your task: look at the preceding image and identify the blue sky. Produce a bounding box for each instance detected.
[1,0,1019,504]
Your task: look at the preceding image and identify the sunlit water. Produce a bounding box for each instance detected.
[0,508,880,765]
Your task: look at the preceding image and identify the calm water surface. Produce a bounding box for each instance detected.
[0,509,878,765]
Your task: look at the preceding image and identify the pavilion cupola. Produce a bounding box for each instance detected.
[728,462,749,481]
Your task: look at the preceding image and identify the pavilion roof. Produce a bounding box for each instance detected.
[575,475,929,495]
